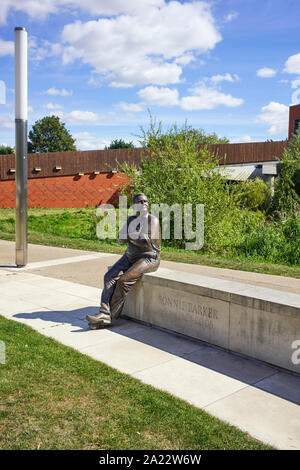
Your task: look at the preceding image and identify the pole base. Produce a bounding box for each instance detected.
[16,249,27,267]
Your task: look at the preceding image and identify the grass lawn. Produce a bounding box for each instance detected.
[0,208,299,278]
[0,316,273,450]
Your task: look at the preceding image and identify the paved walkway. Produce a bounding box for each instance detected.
[0,239,299,450]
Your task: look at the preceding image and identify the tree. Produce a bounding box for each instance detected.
[136,115,229,148]
[106,139,135,149]
[28,115,76,153]
[0,145,14,154]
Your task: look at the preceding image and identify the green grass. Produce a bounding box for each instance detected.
[0,207,299,278]
[0,316,273,450]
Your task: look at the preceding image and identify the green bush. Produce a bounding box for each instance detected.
[272,129,300,214]
[237,212,300,265]
[232,179,271,212]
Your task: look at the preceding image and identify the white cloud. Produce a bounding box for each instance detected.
[0,0,58,23]
[43,103,63,109]
[174,54,196,65]
[28,36,62,62]
[284,53,300,74]
[180,85,243,110]
[256,67,277,78]
[0,38,14,56]
[118,102,144,113]
[210,73,239,84]
[107,61,182,88]
[63,0,164,16]
[44,87,72,96]
[138,86,180,106]
[55,110,103,123]
[88,76,103,88]
[28,106,34,112]
[0,0,165,23]
[61,1,221,87]
[73,131,110,150]
[230,135,251,143]
[135,81,243,111]
[256,102,289,135]
[0,2,222,89]
[291,89,300,105]
[224,12,238,22]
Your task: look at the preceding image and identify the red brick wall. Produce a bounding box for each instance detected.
[0,172,129,208]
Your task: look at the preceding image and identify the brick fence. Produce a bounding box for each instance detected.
[0,172,129,208]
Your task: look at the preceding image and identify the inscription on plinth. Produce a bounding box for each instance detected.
[144,286,230,348]
[159,294,218,331]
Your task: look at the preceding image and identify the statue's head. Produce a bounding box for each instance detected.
[132,193,149,215]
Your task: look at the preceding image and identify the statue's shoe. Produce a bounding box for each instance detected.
[86,312,111,327]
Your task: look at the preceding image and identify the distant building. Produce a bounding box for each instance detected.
[289,104,300,139]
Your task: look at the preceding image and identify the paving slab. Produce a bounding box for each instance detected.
[26,256,119,289]
[182,345,277,384]
[204,386,300,450]
[80,335,179,375]
[132,356,249,408]
[255,371,300,405]
[0,297,45,317]
[42,320,118,349]
[0,239,100,266]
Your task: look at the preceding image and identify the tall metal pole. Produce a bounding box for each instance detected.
[14,27,28,267]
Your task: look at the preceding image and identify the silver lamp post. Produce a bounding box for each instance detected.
[14,27,28,267]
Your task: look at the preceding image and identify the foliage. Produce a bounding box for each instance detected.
[199,207,300,266]
[292,168,300,197]
[106,139,135,149]
[136,115,229,148]
[231,179,272,212]
[28,115,77,153]
[271,128,300,214]
[238,211,300,266]
[119,118,233,250]
[0,145,14,154]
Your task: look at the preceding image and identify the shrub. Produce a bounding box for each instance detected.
[232,179,271,212]
[237,212,300,265]
[272,128,300,214]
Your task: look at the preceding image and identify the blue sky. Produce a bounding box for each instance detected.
[0,0,299,150]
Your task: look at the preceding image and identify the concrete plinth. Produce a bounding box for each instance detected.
[124,268,300,374]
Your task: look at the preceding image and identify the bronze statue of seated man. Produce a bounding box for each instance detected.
[86,193,161,329]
